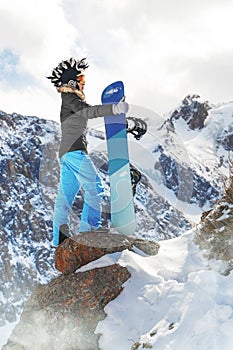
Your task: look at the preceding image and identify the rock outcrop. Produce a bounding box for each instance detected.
[3,233,160,349]
[3,264,130,350]
[55,231,160,274]
[195,163,233,274]
[170,94,210,130]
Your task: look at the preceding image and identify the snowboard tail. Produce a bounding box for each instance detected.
[102,81,136,235]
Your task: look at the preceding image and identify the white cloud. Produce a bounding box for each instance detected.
[0,0,233,120]
[0,0,79,120]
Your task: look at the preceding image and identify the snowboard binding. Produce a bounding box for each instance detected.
[130,166,142,196]
[126,117,147,140]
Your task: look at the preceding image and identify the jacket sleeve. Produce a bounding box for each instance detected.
[68,94,114,119]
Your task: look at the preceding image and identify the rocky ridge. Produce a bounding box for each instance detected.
[3,233,159,350]
[195,161,233,274]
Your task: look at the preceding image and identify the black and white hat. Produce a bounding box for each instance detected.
[47,58,89,88]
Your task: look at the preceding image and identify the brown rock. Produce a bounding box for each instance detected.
[54,231,133,274]
[133,239,160,256]
[3,263,130,350]
[55,232,160,274]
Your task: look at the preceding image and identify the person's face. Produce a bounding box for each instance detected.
[77,75,85,92]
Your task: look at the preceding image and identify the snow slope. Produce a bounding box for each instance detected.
[78,230,233,350]
[127,100,232,224]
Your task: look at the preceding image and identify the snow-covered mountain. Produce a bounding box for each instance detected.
[0,112,59,340]
[0,95,233,348]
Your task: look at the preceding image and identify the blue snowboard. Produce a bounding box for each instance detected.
[101,81,136,235]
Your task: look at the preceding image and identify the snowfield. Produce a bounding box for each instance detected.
[2,229,233,350]
[77,230,233,350]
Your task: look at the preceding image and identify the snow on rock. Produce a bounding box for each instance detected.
[95,231,233,350]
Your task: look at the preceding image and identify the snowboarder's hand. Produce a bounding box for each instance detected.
[112,102,129,115]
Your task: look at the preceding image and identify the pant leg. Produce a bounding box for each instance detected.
[79,173,104,232]
[64,151,104,232]
[53,154,80,246]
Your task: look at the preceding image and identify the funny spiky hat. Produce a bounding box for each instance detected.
[47,58,89,87]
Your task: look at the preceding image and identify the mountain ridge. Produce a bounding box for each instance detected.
[0,94,233,347]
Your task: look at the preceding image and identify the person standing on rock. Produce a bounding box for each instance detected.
[47,58,128,246]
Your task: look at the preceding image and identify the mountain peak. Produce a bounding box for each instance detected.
[169,94,211,130]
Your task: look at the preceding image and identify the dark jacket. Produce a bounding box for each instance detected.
[58,86,113,158]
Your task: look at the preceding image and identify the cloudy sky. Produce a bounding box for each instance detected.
[0,0,233,122]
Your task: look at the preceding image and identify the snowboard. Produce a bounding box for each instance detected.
[101,81,136,235]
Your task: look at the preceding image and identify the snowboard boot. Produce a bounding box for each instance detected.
[59,224,70,244]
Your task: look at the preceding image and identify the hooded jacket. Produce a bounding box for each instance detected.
[58,86,113,158]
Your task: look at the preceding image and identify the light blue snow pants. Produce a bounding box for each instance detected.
[53,150,104,246]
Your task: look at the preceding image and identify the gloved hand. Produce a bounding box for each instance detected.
[112,102,129,115]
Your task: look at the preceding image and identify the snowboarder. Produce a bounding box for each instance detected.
[47,57,128,246]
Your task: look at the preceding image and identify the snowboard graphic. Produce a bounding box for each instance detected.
[101,81,136,235]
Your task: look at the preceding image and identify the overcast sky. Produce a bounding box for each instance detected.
[0,0,233,122]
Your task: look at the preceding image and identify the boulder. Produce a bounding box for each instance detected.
[3,264,130,350]
[55,231,160,274]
